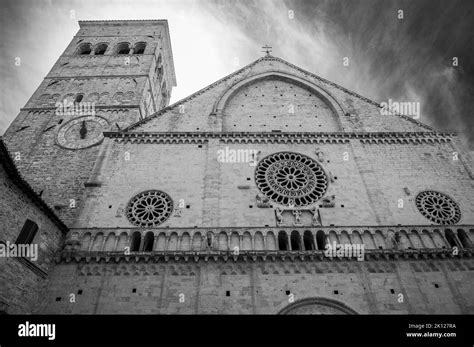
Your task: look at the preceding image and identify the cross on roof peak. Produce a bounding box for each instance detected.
[262,45,272,56]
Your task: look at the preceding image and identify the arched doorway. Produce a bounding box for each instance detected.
[277,297,358,315]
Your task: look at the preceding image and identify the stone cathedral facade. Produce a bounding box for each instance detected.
[1,19,473,314]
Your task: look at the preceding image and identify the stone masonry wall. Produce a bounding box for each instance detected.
[132,56,429,133]
[223,77,341,132]
[2,108,141,225]
[38,258,474,314]
[2,21,175,226]
[0,165,64,314]
[74,139,474,228]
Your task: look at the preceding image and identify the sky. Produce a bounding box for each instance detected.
[1,0,473,148]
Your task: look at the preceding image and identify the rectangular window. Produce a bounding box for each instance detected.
[15,219,38,244]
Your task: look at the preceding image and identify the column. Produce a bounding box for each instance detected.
[415,231,427,249]
[88,235,94,251]
[100,237,106,251]
[370,232,379,249]
[453,231,463,248]
[348,232,354,245]
[139,235,145,252]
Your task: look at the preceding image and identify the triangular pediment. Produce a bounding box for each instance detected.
[125,55,433,133]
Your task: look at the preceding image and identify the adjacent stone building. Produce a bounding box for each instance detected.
[1,19,473,314]
[0,139,67,314]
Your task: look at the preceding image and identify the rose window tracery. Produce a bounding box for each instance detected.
[415,191,461,225]
[126,190,173,227]
[255,152,328,207]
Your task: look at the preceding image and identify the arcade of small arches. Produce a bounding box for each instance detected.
[67,227,473,253]
[75,41,147,56]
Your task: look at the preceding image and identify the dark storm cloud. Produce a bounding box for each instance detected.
[321,0,474,143]
[206,0,474,148]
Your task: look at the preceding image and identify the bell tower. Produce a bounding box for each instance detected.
[3,20,176,225]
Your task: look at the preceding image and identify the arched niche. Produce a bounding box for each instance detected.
[213,71,345,132]
[277,297,358,315]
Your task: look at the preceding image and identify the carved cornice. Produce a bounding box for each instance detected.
[68,224,473,232]
[58,248,472,265]
[104,131,455,145]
